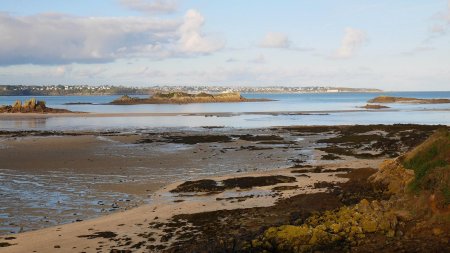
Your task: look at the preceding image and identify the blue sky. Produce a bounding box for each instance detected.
[0,0,449,90]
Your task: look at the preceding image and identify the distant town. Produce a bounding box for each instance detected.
[0,85,382,96]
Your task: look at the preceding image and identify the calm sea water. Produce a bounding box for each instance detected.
[0,92,449,130]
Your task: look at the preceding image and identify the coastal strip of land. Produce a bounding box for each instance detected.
[0,124,448,252]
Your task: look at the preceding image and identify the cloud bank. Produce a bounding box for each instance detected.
[0,10,223,66]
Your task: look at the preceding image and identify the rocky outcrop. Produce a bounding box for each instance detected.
[369,159,414,194]
[0,98,72,113]
[368,96,450,104]
[249,128,450,252]
[251,199,400,252]
[359,104,390,109]
[110,92,272,105]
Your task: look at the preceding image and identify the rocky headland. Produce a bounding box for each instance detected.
[110,92,272,105]
[369,95,450,104]
[0,98,73,113]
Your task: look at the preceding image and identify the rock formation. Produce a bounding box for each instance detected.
[249,128,450,252]
[110,92,272,105]
[0,98,72,113]
[368,96,450,104]
[360,104,390,109]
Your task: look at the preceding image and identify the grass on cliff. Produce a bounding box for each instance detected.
[444,186,450,205]
[402,128,450,195]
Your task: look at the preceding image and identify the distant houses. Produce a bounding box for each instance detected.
[0,85,382,96]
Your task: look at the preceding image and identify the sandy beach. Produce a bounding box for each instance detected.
[0,124,446,252]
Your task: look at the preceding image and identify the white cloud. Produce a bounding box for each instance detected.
[177,9,225,54]
[0,10,223,66]
[335,28,368,59]
[260,32,290,48]
[119,0,177,14]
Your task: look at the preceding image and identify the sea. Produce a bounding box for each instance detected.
[1,91,450,131]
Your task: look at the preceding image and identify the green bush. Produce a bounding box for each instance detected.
[402,129,450,192]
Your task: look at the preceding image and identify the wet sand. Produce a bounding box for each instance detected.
[0,109,398,119]
[0,162,380,253]
[0,125,444,252]
[0,128,323,234]
[2,106,450,120]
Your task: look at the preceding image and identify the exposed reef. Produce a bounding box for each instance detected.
[368,96,450,104]
[110,92,272,105]
[0,98,73,113]
[359,104,390,109]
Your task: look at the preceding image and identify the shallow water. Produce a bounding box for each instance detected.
[1,92,450,131]
[0,130,316,234]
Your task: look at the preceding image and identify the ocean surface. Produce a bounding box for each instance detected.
[1,91,450,130]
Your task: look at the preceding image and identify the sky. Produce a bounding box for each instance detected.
[0,0,449,90]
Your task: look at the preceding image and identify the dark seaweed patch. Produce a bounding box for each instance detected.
[171,175,296,193]
[78,231,118,239]
[164,135,232,144]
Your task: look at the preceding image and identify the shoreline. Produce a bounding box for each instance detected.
[0,124,446,252]
[0,161,380,253]
[1,108,450,119]
[0,109,400,119]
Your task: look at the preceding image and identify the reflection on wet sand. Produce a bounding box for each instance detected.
[0,128,320,234]
[12,118,47,129]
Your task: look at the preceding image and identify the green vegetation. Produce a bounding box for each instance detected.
[153,92,192,98]
[402,129,450,192]
[444,186,450,205]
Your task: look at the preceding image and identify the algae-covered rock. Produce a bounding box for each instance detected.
[262,225,313,252]
[255,197,401,252]
[360,218,377,233]
[330,223,342,233]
